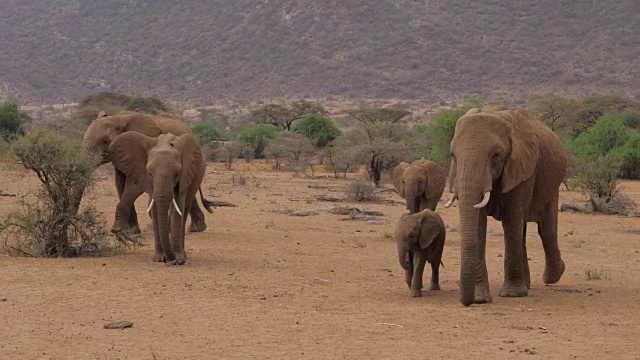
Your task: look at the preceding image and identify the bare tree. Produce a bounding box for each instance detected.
[530,94,578,132]
[251,100,326,131]
[264,132,316,174]
[344,108,414,186]
[213,141,250,170]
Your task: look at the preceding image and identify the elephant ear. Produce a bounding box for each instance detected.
[116,113,164,138]
[501,110,540,193]
[416,212,442,249]
[170,134,203,195]
[108,132,157,193]
[424,162,446,201]
[392,162,410,198]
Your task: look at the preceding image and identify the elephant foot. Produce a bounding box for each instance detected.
[429,283,440,291]
[499,282,528,298]
[166,253,187,266]
[128,225,141,235]
[110,222,128,234]
[474,283,493,304]
[410,289,423,297]
[188,222,207,233]
[152,252,166,262]
[543,258,565,284]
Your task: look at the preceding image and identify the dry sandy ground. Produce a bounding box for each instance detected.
[1,160,639,359]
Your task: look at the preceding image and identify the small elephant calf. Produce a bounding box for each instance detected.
[395,209,446,297]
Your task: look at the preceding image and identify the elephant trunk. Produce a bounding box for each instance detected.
[405,187,418,214]
[153,179,176,262]
[456,161,492,306]
[397,242,410,270]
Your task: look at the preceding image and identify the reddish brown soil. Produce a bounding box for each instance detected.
[1,160,639,359]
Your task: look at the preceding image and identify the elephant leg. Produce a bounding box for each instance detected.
[115,169,141,234]
[187,197,207,233]
[150,205,164,262]
[523,223,531,289]
[538,199,565,284]
[420,197,436,212]
[167,196,188,265]
[404,251,414,289]
[499,215,528,298]
[410,251,427,297]
[111,181,144,234]
[474,210,492,303]
[429,256,441,291]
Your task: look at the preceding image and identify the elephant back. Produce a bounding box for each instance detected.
[152,114,193,137]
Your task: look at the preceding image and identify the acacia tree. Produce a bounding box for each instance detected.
[264,132,315,174]
[530,94,578,133]
[251,100,326,131]
[345,108,414,186]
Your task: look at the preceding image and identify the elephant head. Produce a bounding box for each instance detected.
[82,111,163,164]
[392,159,446,213]
[395,210,443,271]
[107,132,204,264]
[448,108,540,306]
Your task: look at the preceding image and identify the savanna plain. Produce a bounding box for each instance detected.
[1,160,639,359]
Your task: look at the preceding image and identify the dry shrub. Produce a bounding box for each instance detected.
[345,179,378,202]
[572,153,637,215]
[0,129,140,257]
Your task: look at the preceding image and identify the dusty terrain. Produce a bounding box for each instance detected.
[1,160,639,359]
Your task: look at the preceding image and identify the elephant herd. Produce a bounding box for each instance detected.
[81,105,568,306]
[392,105,567,306]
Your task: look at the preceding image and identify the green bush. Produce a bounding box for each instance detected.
[1,129,139,257]
[0,101,25,142]
[238,124,282,158]
[292,114,342,148]
[190,121,225,145]
[622,109,640,129]
[567,113,629,161]
[614,134,640,179]
[425,106,471,166]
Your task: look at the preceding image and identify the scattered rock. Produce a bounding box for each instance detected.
[103,321,133,330]
[565,229,574,236]
[289,210,319,217]
[209,200,238,207]
[560,203,581,213]
[327,206,362,215]
[316,195,343,202]
[365,218,387,225]
[0,297,7,302]
[362,210,385,216]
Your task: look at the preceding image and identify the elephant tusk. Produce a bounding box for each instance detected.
[444,193,456,208]
[172,198,183,216]
[146,198,155,214]
[474,191,491,208]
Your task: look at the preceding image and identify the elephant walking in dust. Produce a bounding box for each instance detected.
[107,132,207,265]
[446,106,567,306]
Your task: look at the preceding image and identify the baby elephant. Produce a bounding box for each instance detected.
[395,209,446,297]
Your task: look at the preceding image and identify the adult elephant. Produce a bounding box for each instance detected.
[82,111,212,234]
[108,132,206,265]
[445,106,567,306]
[392,159,446,213]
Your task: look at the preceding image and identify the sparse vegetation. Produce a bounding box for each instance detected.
[345,179,378,202]
[585,268,607,280]
[214,141,251,169]
[1,129,139,257]
[251,100,326,131]
[239,124,282,158]
[264,132,316,175]
[0,101,25,142]
[73,92,169,125]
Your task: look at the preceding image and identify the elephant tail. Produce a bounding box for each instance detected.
[199,187,215,213]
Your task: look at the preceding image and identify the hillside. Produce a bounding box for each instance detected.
[3,1,640,105]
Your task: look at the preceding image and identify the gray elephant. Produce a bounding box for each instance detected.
[108,132,207,265]
[445,106,567,306]
[82,111,213,234]
[392,159,446,214]
[396,209,446,297]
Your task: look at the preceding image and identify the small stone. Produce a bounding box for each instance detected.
[565,229,574,236]
[103,321,133,330]
[0,297,7,302]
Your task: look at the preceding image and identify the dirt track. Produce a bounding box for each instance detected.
[1,161,639,359]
